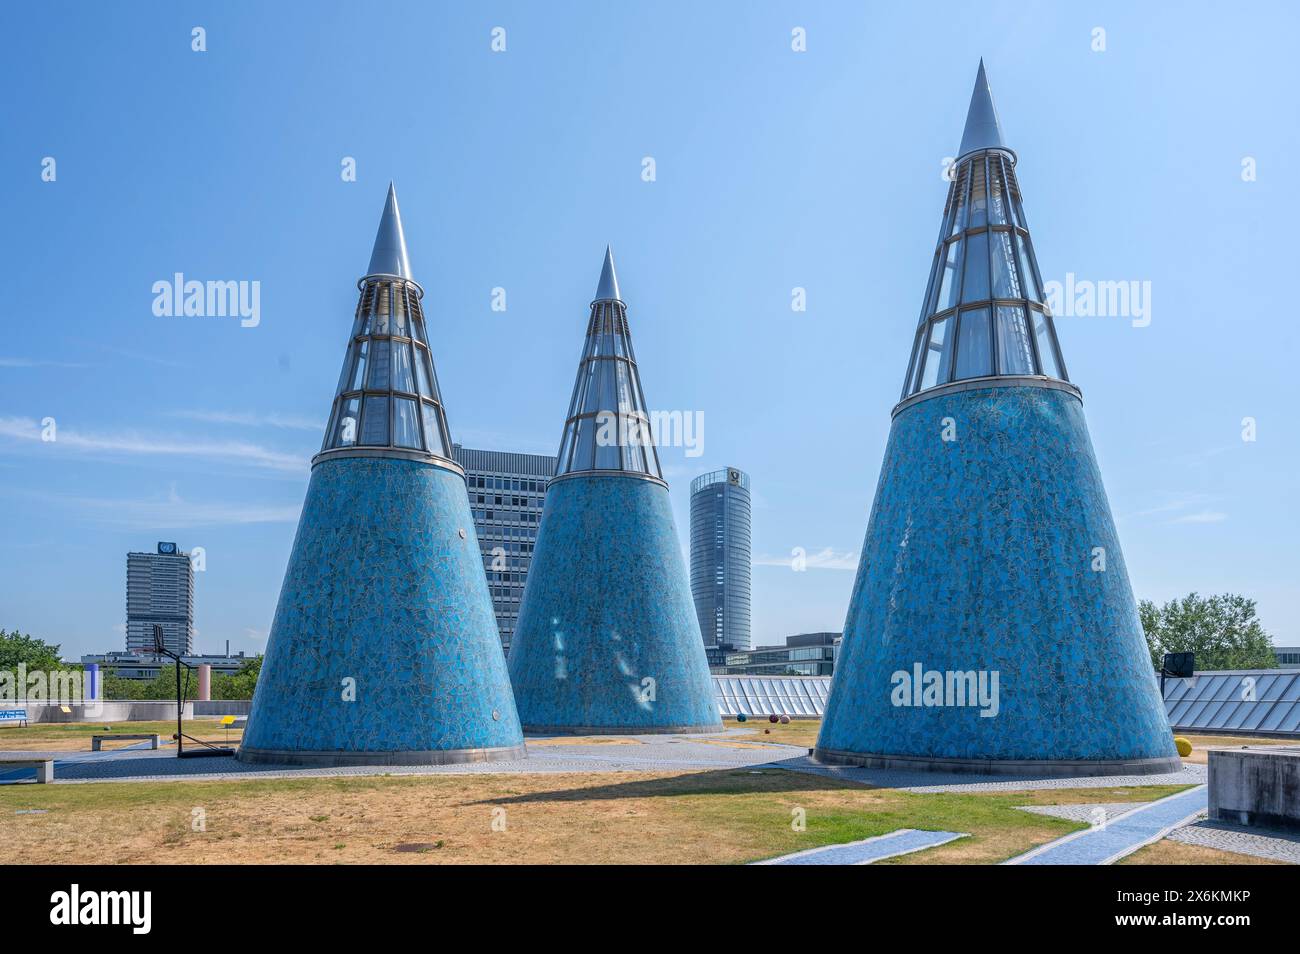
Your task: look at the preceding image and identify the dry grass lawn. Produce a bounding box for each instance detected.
[0,768,1196,865]
[1119,839,1282,865]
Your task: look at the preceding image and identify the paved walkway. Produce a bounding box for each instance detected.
[755,828,968,865]
[1168,819,1300,864]
[1004,786,1208,865]
[0,734,806,785]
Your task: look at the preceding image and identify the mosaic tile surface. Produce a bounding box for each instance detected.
[508,475,721,732]
[241,457,523,757]
[817,385,1177,763]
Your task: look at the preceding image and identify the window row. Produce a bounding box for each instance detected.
[926,227,1041,317]
[324,394,450,455]
[334,336,441,401]
[942,151,1028,238]
[906,304,1065,395]
[470,476,547,492]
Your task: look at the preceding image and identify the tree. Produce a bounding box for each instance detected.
[0,628,65,672]
[212,656,261,700]
[1139,593,1277,672]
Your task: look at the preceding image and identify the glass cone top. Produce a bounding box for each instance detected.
[900,61,1070,403]
[553,247,664,483]
[316,184,458,470]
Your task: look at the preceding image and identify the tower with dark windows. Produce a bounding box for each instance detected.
[507,248,721,734]
[240,184,525,766]
[815,64,1178,774]
[690,467,752,651]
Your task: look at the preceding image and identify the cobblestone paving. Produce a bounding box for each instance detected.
[0,734,806,785]
[775,755,1205,793]
[1015,802,1147,824]
[1167,820,1300,864]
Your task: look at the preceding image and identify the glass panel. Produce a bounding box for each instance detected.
[360,395,389,445]
[961,231,989,303]
[332,396,360,447]
[919,317,951,390]
[334,347,355,396]
[392,340,415,393]
[1016,233,1039,300]
[954,307,992,380]
[990,229,1020,298]
[996,306,1033,375]
[393,397,420,449]
[948,165,968,236]
[968,158,988,227]
[414,346,432,397]
[349,339,368,391]
[988,158,1009,225]
[936,239,961,311]
[368,338,391,390]
[371,285,391,335]
[594,412,621,469]
[1031,309,1060,377]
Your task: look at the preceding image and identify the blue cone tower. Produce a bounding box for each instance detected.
[240,184,525,766]
[815,64,1179,775]
[507,248,722,734]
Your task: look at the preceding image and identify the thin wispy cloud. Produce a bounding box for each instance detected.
[167,409,323,432]
[12,485,301,530]
[0,415,307,473]
[1171,510,1228,525]
[754,547,859,571]
[0,356,90,369]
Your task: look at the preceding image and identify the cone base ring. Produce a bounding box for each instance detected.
[813,748,1182,777]
[236,743,527,767]
[522,723,723,736]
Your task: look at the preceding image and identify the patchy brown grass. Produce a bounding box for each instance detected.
[723,718,820,749]
[0,766,1191,866]
[1178,733,1294,765]
[1119,839,1283,865]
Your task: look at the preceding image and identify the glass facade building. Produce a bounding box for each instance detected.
[125,542,194,656]
[452,445,556,653]
[719,632,839,676]
[690,467,752,650]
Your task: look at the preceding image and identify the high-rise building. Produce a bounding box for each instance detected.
[125,542,194,656]
[815,63,1178,775]
[690,467,752,651]
[452,445,556,653]
[508,247,721,734]
[240,183,524,766]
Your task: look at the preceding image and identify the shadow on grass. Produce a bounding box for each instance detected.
[471,767,865,806]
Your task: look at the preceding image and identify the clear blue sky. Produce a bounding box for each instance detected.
[2,1,1296,659]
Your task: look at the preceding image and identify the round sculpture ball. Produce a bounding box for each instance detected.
[779,715,791,725]
[768,714,779,723]
[736,713,747,723]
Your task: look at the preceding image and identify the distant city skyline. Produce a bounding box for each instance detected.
[2,3,1296,659]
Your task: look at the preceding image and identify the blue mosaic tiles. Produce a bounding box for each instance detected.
[239,457,524,763]
[508,474,722,733]
[816,385,1178,765]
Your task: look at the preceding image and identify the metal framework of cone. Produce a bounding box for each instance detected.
[242,61,1174,772]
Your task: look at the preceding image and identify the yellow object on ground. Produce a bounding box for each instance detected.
[1174,736,1192,757]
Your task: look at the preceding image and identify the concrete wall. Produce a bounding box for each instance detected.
[13,701,195,723]
[194,700,251,716]
[1209,747,1300,831]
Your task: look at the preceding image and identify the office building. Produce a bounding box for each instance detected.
[719,632,839,676]
[125,542,194,656]
[690,467,752,651]
[452,445,555,654]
